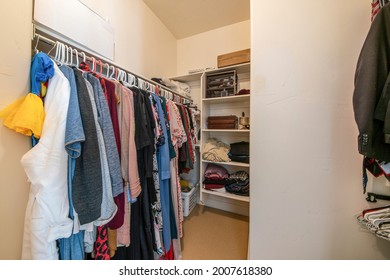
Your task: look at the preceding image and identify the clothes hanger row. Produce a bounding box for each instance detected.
[34,34,192,103]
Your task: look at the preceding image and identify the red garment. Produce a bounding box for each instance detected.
[102,79,121,155]
[94,225,110,260]
[161,244,175,260]
[103,79,124,229]
[204,184,225,190]
[372,0,380,22]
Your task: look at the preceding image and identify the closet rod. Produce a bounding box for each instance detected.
[32,31,192,104]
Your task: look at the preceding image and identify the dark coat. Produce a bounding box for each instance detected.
[353,4,390,161]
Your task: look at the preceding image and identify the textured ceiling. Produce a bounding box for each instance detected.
[143,0,250,39]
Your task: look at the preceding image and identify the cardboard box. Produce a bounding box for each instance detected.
[217,49,250,68]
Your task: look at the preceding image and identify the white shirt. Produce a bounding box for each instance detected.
[21,62,73,259]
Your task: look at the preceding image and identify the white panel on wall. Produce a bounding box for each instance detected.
[34,0,114,60]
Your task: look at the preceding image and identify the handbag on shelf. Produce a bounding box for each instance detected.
[229,141,249,163]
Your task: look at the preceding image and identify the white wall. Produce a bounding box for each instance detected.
[0,0,177,260]
[0,0,33,260]
[72,0,177,78]
[106,0,177,78]
[177,20,250,76]
[249,0,390,259]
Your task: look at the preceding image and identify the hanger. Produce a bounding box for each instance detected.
[34,35,40,54]
[121,70,127,83]
[117,69,123,82]
[151,82,156,94]
[104,63,110,78]
[61,43,66,64]
[68,47,73,66]
[97,60,103,75]
[118,69,126,82]
[73,48,79,67]
[91,57,96,72]
[54,42,60,62]
[109,65,115,79]
[128,73,136,86]
[80,52,86,63]
[55,42,65,65]
[48,40,58,57]
[140,79,146,90]
[64,45,68,64]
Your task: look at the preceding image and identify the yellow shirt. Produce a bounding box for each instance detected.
[0,93,45,138]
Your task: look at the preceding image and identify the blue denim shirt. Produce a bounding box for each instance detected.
[57,64,85,260]
[152,93,173,251]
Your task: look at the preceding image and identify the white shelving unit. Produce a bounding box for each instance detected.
[199,63,250,215]
[170,63,250,216]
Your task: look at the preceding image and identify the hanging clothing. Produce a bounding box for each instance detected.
[129,88,156,260]
[152,94,173,252]
[21,61,73,259]
[168,101,186,238]
[71,69,103,226]
[116,85,132,247]
[84,77,117,225]
[16,43,197,260]
[151,154,164,257]
[104,80,125,230]
[78,63,125,230]
[120,86,141,199]
[353,3,390,194]
[57,64,85,260]
[0,53,54,139]
[373,0,390,22]
[85,74,123,199]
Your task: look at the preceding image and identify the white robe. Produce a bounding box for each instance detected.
[21,62,73,259]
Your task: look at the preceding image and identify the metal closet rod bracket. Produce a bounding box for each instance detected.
[366,192,390,203]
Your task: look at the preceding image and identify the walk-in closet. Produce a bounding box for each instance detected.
[2,0,390,262]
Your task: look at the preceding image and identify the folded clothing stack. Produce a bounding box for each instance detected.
[203,164,250,196]
[225,170,249,196]
[203,163,230,189]
[202,138,231,162]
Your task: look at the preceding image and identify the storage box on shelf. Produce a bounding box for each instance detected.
[207,115,238,129]
[217,49,250,68]
[206,70,237,98]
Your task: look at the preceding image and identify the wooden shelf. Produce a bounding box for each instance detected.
[202,94,250,104]
[201,188,250,202]
[170,72,203,82]
[205,63,250,75]
[202,159,250,168]
[202,129,250,133]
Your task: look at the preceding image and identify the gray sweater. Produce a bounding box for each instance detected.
[72,69,103,225]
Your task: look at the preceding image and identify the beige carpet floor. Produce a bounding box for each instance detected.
[181,205,249,260]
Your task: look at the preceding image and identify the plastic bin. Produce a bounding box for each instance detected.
[181,185,199,217]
